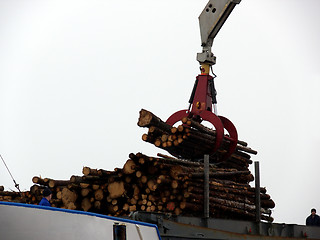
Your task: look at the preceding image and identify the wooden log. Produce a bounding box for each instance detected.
[81,188,91,197]
[136,171,142,178]
[97,169,114,176]
[147,165,158,175]
[82,175,108,182]
[151,205,157,212]
[51,199,62,208]
[142,133,155,144]
[107,204,119,215]
[94,200,101,210]
[30,184,43,195]
[186,183,254,197]
[161,134,169,142]
[180,201,203,211]
[182,117,218,137]
[32,176,48,186]
[156,175,172,185]
[81,198,92,211]
[94,189,104,201]
[132,184,140,197]
[48,179,70,188]
[129,152,139,161]
[92,184,100,190]
[129,205,137,212]
[61,188,77,207]
[70,175,84,184]
[184,191,272,213]
[154,138,162,147]
[180,199,272,222]
[138,157,145,165]
[125,176,132,183]
[56,190,63,200]
[83,166,99,176]
[123,159,137,174]
[261,198,275,208]
[147,180,157,191]
[236,145,257,155]
[107,181,125,199]
[148,126,168,136]
[182,117,249,147]
[122,203,130,211]
[65,202,77,210]
[138,109,172,132]
[130,198,137,205]
[209,198,273,219]
[228,153,252,165]
[186,170,251,178]
[0,191,21,197]
[140,175,148,184]
[171,180,178,189]
[80,183,91,189]
[156,153,211,168]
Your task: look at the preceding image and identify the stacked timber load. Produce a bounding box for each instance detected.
[138,109,256,170]
[135,109,275,221]
[0,185,28,203]
[0,109,275,222]
[0,152,275,221]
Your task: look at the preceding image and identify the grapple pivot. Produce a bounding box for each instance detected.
[166,69,238,162]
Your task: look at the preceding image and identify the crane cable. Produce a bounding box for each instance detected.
[0,154,21,193]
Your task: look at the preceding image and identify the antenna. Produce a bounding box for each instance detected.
[0,154,21,193]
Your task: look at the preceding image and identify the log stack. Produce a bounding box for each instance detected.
[0,109,275,222]
[0,188,27,203]
[138,109,256,171]
[0,152,275,222]
[136,109,275,221]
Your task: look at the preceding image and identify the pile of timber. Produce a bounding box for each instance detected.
[0,185,29,203]
[0,109,275,222]
[138,109,257,170]
[0,152,275,222]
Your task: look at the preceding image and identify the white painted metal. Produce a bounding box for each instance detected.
[0,202,161,240]
[197,0,241,65]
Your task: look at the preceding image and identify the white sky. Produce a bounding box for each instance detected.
[1,0,320,225]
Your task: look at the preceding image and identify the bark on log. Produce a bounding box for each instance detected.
[138,109,172,132]
[48,179,70,188]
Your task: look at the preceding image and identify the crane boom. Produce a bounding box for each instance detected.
[197,0,241,66]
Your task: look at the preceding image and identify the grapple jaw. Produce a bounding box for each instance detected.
[166,109,237,162]
[165,72,238,162]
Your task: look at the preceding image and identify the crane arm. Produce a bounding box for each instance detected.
[197,0,241,67]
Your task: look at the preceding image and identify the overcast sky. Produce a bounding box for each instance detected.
[1,0,320,225]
